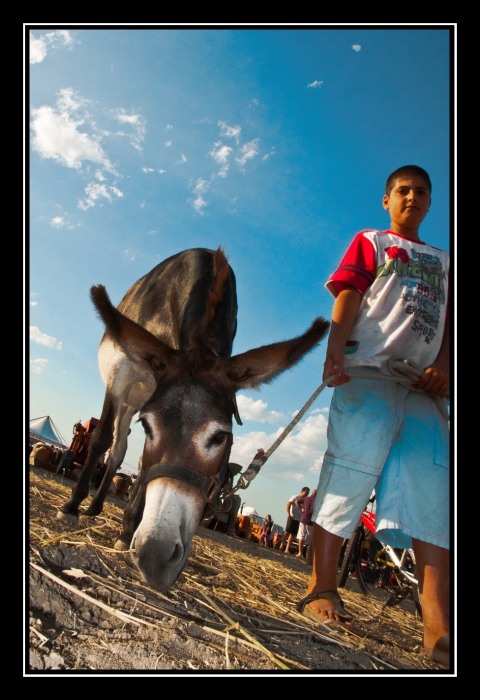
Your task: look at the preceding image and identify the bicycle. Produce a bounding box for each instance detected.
[338,505,422,615]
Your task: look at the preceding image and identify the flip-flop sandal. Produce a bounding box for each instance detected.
[421,634,450,669]
[296,589,353,622]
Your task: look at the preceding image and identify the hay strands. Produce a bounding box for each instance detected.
[39,522,109,547]
[202,626,311,670]
[200,590,290,670]
[30,562,157,628]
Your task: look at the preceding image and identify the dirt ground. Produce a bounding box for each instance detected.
[27,466,453,676]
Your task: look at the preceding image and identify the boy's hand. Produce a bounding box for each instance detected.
[413,363,449,396]
[323,346,350,386]
[323,286,363,387]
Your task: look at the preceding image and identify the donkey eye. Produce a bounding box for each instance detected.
[211,431,227,445]
[139,417,152,438]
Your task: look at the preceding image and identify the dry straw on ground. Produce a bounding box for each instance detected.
[28,467,449,674]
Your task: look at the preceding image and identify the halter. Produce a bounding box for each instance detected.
[139,432,234,511]
[136,345,241,514]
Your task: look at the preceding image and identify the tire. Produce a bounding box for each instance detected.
[355,532,422,615]
[225,495,241,532]
[355,529,387,598]
[338,527,361,588]
[337,538,348,571]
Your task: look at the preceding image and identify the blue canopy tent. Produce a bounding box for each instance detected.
[29,416,67,449]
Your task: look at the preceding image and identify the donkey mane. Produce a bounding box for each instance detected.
[206,247,230,326]
[189,247,234,360]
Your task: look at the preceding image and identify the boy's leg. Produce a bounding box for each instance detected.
[304,524,347,620]
[412,538,450,653]
[296,538,304,558]
[284,533,294,553]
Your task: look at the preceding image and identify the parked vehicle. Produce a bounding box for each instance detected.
[338,505,421,614]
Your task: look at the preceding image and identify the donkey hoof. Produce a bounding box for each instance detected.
[84,507,101,517]
[56,510,78,524]
[114,537,131,551]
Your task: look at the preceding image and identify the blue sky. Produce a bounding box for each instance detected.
[28,25,454,528]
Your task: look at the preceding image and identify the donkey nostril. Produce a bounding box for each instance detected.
[169,542,184,564]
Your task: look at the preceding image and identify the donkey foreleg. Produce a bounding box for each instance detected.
[114,455,144,550]
[57,397,115,523]
[84,403,137,516]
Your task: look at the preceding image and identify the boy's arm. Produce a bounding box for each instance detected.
[324,285,363,386]
[295,498,304,512]
[413,319,450,396]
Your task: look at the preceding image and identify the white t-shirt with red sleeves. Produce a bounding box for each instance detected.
[325,230,449,374]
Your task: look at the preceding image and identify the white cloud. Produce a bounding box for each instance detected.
[176,154,187,164]
[190,178,211,214]
[158,169,166,174]
[30,358,48,375]
[95,169,106,181]
[307,80,323,89]
[31,88,115,172]
[165,140,172,147]
[50,215,70,228]
[230,412,328,479]
[78,182,123,210]
[30,30,77,64]
[262,147,276,161]
[236,394,285,424]
[30,33,47,64]
[166,124,173,130]
[218,120,241,144]
[123,249,135,261]
[209,142,232,178]
[30,301,38,307]
[30,326,62,350]
[193,178,210,196]
[55,87,89,114]
[142,167,154,172]
[192,196,207,215]
[113,108,146,151]
[235,139,259,168]
[352,45,361,52]
[55,30,75,46]
[147,230,158,235]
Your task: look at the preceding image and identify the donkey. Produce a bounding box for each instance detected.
[57,247,329,591]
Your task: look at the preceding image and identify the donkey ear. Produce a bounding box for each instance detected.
[218,317,330,390]
[91,285,179,373]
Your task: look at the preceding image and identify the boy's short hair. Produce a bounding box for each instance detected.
[385,165,432,196]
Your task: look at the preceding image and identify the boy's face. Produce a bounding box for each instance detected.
[382,175,431,237]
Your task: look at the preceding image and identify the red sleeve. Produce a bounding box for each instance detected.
[326,231,377,298]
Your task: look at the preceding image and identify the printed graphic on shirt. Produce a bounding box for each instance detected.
[376,246,446,345]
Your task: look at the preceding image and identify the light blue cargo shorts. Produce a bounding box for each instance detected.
[311,376,450,550]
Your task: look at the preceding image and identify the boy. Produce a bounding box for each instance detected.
[296,166,450,668]
[279,486,310,554]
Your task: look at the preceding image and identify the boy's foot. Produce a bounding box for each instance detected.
[296,590,353,623]
[421,634,450,669]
